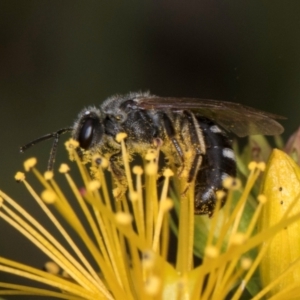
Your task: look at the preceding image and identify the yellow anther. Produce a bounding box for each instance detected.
[44,171,54,180]
[59,164,70,173]
[41,190,57,204]
[115,212,133,225]
[115,132,127,143]
[24,157,37,171]
[15,172,25,182]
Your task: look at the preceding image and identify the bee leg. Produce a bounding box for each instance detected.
[187,153,203,183]
[180,153,203,196]
[109,153,128,199]
[181,112,205,195]
[161,114,185,175]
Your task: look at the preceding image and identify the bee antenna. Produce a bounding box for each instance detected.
[20,127,73,171]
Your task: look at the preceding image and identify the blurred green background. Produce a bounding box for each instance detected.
[0,1,300,297]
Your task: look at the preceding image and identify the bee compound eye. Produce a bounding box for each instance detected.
[78,118,96,149]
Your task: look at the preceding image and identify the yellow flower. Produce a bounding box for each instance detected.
[1,137,300,299]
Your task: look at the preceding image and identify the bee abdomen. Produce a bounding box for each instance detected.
[194,117,236,216]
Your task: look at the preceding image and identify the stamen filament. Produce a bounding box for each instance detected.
[229,168,261,244]
[145,157,158,247]
[7,179,106,291]
[133,166,145,238]
[0,190,104,292]
[0,209,100,294]
[0,282,95,300]
[232,241,270,300]
[176,181,195,273]
[252,253,300,300]
[152,169,173,253]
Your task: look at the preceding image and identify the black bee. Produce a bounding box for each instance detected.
[20,92,284,216]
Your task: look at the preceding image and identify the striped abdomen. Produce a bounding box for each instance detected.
[194,117,236,216]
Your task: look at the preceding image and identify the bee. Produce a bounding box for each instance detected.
[20,92,284,216]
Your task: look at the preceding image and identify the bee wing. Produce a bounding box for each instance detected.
[135,97,285,137]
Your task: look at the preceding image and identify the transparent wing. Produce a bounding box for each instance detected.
[135,97,285,137]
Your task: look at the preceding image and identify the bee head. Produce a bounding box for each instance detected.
[73,107,104,150]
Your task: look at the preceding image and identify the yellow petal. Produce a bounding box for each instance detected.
[259,149,300,294]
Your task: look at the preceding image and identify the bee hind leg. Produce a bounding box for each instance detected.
[180,153,203,196]
[161,113,186,177]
